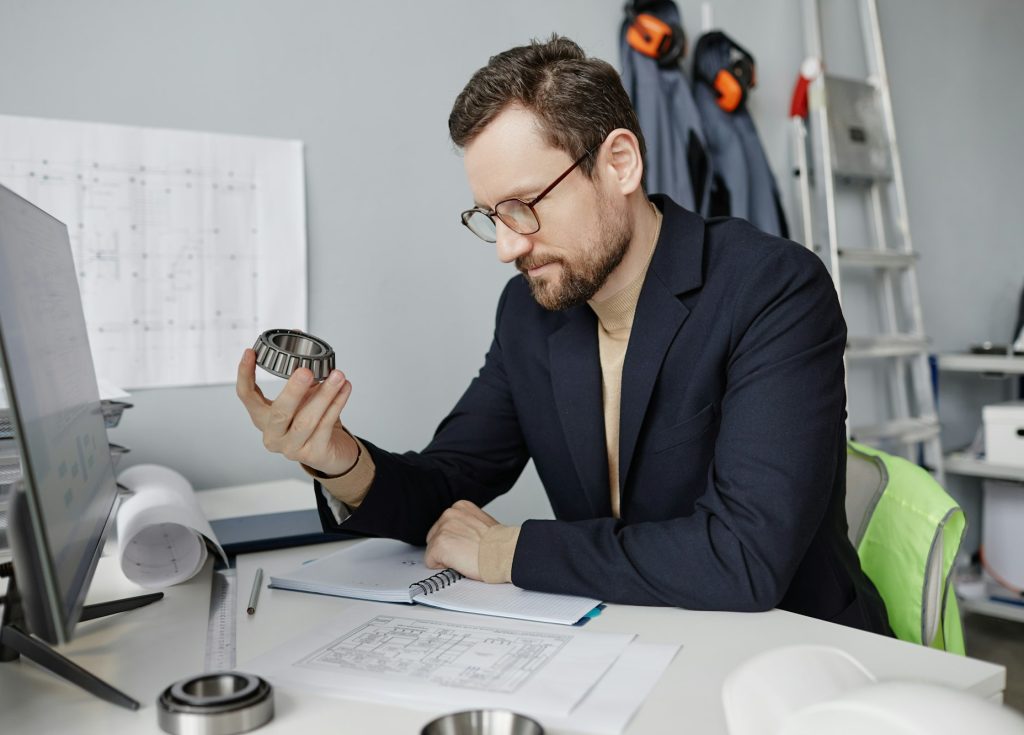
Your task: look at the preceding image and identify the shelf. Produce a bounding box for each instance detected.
[944,452,1024,483]
[837,249,916,268]
[936,353,1024,375]
[850,416,940,444]
[847,335,928,359]
[960,594,1024,625]
[941,352,1024,625]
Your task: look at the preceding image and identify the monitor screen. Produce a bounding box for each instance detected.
[0,184,118,644]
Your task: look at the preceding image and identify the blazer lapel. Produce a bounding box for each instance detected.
[549,307,612,518]
[618,196,707,501]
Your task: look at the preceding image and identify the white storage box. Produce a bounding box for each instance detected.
[983,480,1024,589]
[983,400,1024,467]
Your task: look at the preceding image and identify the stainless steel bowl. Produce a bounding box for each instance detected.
[421,710,544,735]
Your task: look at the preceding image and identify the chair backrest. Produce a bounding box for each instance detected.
[845,442,967,654]
[845,449,886,548]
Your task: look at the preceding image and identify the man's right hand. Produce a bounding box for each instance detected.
[236,348,359,477]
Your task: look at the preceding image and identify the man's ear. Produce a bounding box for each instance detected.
[600,129,644,196]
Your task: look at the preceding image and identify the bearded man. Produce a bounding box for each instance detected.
[237,36,891,634]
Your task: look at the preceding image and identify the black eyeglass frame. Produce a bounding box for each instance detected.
[459,142,601,243]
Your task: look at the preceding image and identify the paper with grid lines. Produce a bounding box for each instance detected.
[0,113,305,388]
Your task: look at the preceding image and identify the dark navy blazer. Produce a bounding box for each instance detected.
[316,195,892,635]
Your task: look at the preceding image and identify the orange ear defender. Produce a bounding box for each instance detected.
[713,68,744,112]
[714,56,756,113]
[694,32,757,113]
[625,6,687,67]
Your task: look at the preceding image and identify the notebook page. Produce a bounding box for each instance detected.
[416,578,600,625]
[269,538,430,603]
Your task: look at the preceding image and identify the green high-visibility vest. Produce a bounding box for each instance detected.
[848,441,966,655]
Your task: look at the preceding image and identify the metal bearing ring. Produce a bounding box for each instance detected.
[421,710,545,735]
[157,671,274,735]
[253,328,335,381]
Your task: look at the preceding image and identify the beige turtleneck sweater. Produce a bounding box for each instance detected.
[314,208,661,583]
[587,227,658,519]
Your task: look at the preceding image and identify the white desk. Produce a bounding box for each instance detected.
[0,480,1008,734]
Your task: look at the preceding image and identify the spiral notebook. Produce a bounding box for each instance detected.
[268,538,601,625]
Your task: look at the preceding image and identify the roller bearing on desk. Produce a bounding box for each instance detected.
[157,672,274,735]
[253,329,335,381]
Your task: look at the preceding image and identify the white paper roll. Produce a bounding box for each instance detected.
[116,464,226,589]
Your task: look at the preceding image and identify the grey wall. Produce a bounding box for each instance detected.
[0,1,1021,542]
[878,0,1024,551]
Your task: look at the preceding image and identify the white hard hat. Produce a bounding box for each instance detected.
[782,681,1024,735]
[723,645,1024,735]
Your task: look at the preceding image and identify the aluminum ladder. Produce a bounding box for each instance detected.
[791,0,944,481]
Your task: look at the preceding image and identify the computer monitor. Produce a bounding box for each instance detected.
[0,185,164,710]
[0,182,121,645]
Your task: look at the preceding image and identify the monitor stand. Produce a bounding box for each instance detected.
[0,561,163,710]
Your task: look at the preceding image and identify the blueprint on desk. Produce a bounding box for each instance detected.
[298,614,571,693]
[245,602,634,718]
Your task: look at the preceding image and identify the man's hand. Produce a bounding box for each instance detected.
[424,500,501,580]
[235,348,359,476]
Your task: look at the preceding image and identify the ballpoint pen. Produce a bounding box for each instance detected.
[247,568,264,615]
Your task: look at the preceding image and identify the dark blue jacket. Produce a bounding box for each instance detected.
[316,195,891,635]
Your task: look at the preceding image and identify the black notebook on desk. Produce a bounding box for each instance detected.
[268,537,601,625]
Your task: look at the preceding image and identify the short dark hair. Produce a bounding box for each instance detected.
[448,35,646,177]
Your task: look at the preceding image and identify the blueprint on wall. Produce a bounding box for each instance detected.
[0,114,306,389]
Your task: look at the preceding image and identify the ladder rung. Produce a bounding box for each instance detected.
[837,250,917,268]
[847,336,929,359]
[851,417,941,444]
[833,173,892,186]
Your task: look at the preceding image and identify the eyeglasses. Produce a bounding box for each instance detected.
[460,143,600,243]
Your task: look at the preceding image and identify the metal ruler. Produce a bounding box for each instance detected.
[204,567,237,671]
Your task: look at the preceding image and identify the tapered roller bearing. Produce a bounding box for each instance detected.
[252,329,335,381]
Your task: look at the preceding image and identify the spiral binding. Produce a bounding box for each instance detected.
[410,568,464,596]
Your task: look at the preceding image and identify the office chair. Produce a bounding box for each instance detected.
[844,441,966,654]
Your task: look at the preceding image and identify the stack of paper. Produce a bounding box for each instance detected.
[244,602,679,734]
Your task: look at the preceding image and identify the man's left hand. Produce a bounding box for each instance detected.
[424,500,501,580]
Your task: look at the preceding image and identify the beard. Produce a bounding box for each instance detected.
[517,204,632,311]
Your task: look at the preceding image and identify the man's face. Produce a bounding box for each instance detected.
[463,106,632,310]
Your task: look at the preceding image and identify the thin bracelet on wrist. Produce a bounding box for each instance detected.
[304,429,361,479]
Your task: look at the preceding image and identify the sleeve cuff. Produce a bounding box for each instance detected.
[301,435,375,509]
[319,485,354,525]
[478,525,520,584]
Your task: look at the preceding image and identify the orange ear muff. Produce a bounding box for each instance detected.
[713,56,756,112]
[694,32,757,113]
[713,69,744,112]
[627,13,675,60]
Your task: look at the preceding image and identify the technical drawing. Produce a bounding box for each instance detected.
[297,615,570,693]
[0,114,306,388]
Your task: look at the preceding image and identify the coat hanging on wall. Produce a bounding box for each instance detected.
[620,0,711,216]
[692,31,789,238]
